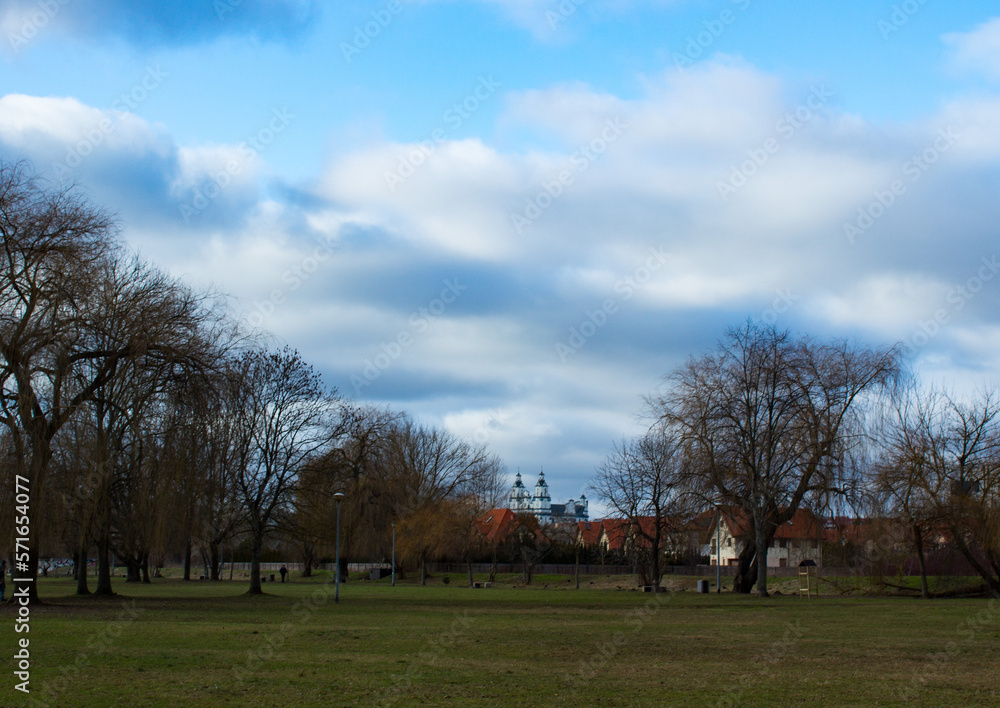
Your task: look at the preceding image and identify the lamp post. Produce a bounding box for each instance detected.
[391,521,396,587]
[716,506,722,594]
[334,492,345,603]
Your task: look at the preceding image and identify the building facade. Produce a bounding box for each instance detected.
[507,470,588,524]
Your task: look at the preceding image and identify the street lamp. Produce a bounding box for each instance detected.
[391,521,396,587]
[716,507,721,594]
[333,492,345,603]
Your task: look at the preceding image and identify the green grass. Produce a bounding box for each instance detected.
[2,573,999,707]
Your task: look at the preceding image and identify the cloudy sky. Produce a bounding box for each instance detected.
[2,0,1000,509]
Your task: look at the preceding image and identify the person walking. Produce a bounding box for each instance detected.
[279,565,288,583]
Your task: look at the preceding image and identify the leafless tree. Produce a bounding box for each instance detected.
[0,161,118,602]
[227,346,342,595]
[872,381,945,597]
[883,384,1000,595]
[652,321,897,595]
[590,426,686,591]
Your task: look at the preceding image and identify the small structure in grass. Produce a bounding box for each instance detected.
[798,559,818,598]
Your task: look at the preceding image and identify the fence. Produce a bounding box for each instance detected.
[428,562,636,576]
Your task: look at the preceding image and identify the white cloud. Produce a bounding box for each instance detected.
[5,50,1000,501]
[944,18,1000,81]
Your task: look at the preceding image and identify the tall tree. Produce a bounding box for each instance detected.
[883,385,1000,595]
[653,321,897,595]
[0,161,118,602]
[591,427,686,592]
[227,347,342,595]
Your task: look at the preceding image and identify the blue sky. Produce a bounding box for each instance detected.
[3,0,1000,511]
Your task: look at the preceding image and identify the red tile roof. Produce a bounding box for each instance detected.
[577,520,604,547]
[719,507,824,541]
[476,508,520,543]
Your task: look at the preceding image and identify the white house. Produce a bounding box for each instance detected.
[705,507,823,568]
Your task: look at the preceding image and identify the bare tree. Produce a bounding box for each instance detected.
[227,347,342,595]
[885,385,1000,595]
[873,382,944,597]
[591,427,686,591]
[382,420,498,584]
[0,161,118,602]
[653,321,897,595]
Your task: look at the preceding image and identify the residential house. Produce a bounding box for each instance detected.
[705,507,824,568]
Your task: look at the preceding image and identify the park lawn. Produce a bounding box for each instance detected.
[1,573,998,707]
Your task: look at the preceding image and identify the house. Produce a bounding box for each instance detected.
[705,507,824,568]
[576,519,605,548]
[592,517,674,554]
[475,508,520,544]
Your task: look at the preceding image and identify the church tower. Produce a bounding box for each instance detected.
[508,471,531,511]
[531,469,551,524]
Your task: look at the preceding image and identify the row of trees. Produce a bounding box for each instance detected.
[0,160,506,601]
[594,321,999,597]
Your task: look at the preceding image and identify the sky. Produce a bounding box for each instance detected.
[2,0,1000,512]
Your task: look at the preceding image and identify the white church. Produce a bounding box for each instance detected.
[507,470,589,524]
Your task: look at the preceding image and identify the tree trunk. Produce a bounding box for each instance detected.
[650,532,661,592]
[209,541,221,581]
[141,551,151,584]
[754,524,770,597]
[420,556,427,586]
[733,541,757,594]
[912,524,930,599]
[951,533,1000,597]
[75,545,90,596]
[183,539,192,581]
[575,547,580,590]
[124,555,141,583]
[248,534,263,595]
[467,560,474,587]
[301,543,314,578]
[94,538,114,596]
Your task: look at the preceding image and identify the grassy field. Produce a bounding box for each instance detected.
[2,572,999,707]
